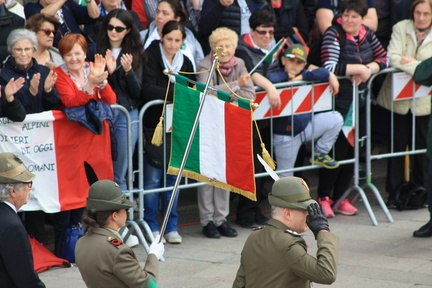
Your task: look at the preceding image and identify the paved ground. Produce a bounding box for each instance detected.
[38,159,432,288]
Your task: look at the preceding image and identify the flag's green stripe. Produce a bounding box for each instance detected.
[175,74,189,86]
[171,83,201,173]
[237,98,251,110]
[196,81,206,92]
[217,90,230,103]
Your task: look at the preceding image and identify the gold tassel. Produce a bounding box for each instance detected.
[261,143,276,170]
[151,117,164,146]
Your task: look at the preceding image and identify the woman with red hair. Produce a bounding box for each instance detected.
[54,33,116,108]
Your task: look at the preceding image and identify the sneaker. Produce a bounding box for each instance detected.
[312,153,339,169]
[164,231,182,244]
[152,231,166,244]
[121,228,139,247]
[335,199,358,216]
[318,197,335,218]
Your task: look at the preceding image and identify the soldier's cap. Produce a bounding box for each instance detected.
[268,176,316,210]
[0,153,35,184]
[86,180,134,212]
[283,44,307,63]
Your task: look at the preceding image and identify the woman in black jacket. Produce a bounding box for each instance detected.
[97,9,144,192]
[141,20,195,244]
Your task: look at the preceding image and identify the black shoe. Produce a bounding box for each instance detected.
[217,221,238,237]
[235,218,260,229]
[202,221,220,239]
[255,212,269,226]
[413,220,432,238]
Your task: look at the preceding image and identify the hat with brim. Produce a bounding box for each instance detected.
[268,176,317,210]
[0,153,35,184]
[283,44,307,63]
[86,180,134,212]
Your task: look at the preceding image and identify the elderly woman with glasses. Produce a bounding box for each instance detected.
[0,28,59,115]
[25,13,64,70]
[0,28,60,245]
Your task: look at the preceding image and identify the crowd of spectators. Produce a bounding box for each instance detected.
[0,0,431,254]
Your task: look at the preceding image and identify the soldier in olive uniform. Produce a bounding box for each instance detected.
[233,176,339,288]
[75,180,165,288]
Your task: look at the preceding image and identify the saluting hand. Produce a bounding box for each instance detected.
[306,202,330,239]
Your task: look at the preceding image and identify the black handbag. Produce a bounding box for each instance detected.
[143,128,171,169]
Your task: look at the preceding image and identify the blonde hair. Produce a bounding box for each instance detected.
[209,27,238,51]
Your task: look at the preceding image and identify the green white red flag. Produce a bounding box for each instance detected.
[167,81,256,200]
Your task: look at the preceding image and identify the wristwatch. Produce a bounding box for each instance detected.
[366,65,373,73]
[85,0,93,3]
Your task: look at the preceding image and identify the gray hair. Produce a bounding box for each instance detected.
[0,183,24,202]
[271,205,285,218]
[7,29,38,54]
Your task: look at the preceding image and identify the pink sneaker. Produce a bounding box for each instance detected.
[335,199,358,216]
[318,197,335,218]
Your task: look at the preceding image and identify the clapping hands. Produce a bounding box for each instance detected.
[89,54,108,86]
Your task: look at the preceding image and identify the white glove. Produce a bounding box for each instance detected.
[149,235,165,260]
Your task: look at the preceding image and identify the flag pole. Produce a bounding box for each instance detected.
[249,38,285,75]
[158,48,223,242]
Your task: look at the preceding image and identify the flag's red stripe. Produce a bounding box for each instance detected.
[53,111,113,211]
[224,104,255,194]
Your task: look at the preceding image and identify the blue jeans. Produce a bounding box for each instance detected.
[112,108,139,191]
[143,158,179,233]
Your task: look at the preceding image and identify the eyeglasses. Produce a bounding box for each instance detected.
[38,29,57,36]
[255,29,275,36]
[107,24,127,33]
[13,47,34,54]
[24,181,33,188]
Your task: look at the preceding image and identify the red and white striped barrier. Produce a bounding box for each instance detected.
[392,71,432,100]
[165,83,333,132]
[253,83,332,119]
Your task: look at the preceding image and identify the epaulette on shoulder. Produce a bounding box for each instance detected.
[284,229,302,237]
[252,226,264,231]
[107,237,123,248]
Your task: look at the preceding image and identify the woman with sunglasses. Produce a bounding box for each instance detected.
[141,20,195,244]
[25,13,64,70]
[96,9,144,199]
[142,0,203,71]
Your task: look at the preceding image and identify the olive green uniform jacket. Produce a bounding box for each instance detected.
[233,218,338,288]
[75,227,159,288]
[414,56,432,159]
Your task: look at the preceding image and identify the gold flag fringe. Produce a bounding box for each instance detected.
[151,116,164,146]
[151,76,172,146]
[260,143,276,170]
[167,166,257,201]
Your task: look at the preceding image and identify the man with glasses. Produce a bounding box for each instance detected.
[0,152,45,288]
[233,176,339,287]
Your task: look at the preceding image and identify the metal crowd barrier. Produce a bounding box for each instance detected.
[120,69,431,246]
[362,67,429,222]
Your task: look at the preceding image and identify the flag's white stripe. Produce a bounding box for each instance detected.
[199,95,227,183]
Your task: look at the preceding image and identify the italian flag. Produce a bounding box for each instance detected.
[0,111,113,212]
[167,82,256,200]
